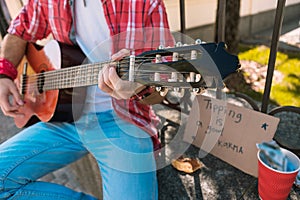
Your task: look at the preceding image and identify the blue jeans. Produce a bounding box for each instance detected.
[0,110,157,200]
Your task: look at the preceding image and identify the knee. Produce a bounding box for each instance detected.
[0,174,27,199]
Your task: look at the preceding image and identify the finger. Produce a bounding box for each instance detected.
[102,65,114,89]
[98,68,113,94]
[0,79,23,107]
[108,67,123,90]
[0,99,24,118]
[2,109,24,118]
[111,49,130,61]
[98,66,122,100]
[0,80,24,118]
[108,68,137,99]
[0,95,18,114]
[108,67,145,94]
[99,64,114,90]
[9,83,24,106]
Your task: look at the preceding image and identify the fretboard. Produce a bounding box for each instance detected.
[32,61,118,91]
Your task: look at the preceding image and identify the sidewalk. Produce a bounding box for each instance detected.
[241,19,300,53]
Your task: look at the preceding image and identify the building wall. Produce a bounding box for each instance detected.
[164,0,300,42]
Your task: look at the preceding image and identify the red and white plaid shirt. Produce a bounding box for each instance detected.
[8,0,175,149]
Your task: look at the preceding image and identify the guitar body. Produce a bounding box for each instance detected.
[14,41,87,128]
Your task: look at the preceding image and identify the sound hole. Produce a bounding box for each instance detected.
[37,70,45,93]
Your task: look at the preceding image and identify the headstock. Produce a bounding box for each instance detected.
[118,40,240,95]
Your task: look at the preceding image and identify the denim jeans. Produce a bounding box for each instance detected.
[0,110,157,200]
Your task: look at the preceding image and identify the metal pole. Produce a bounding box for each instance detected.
[180,0,186,34]
[217,0,226,43]
[261,0,286,113]
[216,0,226,99]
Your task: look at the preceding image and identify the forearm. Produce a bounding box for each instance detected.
[0,34,27,67]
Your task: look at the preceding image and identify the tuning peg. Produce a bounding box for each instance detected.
[159,87,168,96]
[168,72,178,82]
[176,42,182,47]
[172,52,179,61]
[195,39,202,44]
[158,45,164,49]
[155,54,162,63]
[187,72,196,82]
[195,74,201,82]
[154,72,161,82]
[155,86,162,92]
[191,50,197,60]
[192,87,205,95]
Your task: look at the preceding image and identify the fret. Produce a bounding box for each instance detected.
[66,69,72,87]
[78,66,83,85]
[75,67,80,87]
[67,69,71,88]
[87,65,93,85]
[62,71,66,89]
[92,65,96,85]
[58,71,62,89]
[71,68,76,87]
[81,65,86,85]
[81,66,86,86]
[92,63,100,85]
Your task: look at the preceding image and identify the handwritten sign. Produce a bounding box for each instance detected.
[183,95,280,177]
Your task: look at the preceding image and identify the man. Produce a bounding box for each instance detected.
[0,0,174,199]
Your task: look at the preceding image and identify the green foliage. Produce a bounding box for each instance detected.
[237,45,300,107]
[238,45,288,66]
[272,59,300,106]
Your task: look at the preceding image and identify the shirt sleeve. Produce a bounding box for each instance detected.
[7,0,51,42]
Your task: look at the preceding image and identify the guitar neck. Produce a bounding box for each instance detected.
[37,61,117,91]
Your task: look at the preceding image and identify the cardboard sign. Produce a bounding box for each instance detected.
[183,95,280,177]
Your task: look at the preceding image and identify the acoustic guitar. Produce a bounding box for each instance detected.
[14,40,240,128]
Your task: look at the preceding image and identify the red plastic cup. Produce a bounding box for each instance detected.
[257,148,300,200]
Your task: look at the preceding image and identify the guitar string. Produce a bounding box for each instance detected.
[22,53,189,81]
[24,59,195,84]
[23,67,195,87]
[22,71,195,92]
[24,54,192,81]
[21,58,198,90]
[23,67,192,85]
[24,68,190,83]
[24,57,154,80]
[22,71,193,89]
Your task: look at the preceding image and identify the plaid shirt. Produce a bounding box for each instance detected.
[8,0,174,149]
